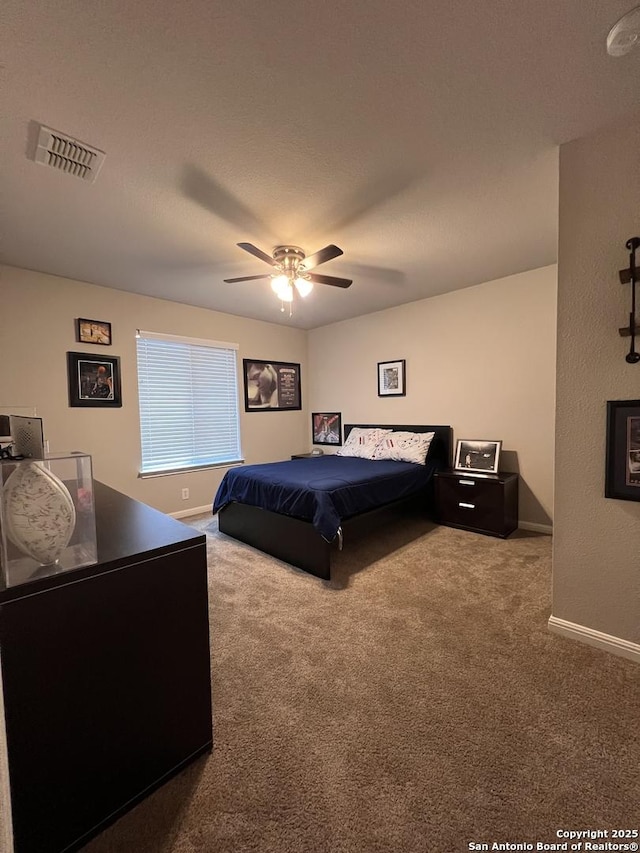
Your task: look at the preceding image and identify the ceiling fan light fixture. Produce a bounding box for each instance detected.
[229,242,351,315]
[271,274,290,297]
[294,277,313,297]
[280,284,294,302]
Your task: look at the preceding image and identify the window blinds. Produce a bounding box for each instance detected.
[136,332,242,475]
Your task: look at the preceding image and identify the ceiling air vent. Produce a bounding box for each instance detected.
[33,125,105,184]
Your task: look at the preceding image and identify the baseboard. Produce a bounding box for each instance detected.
[548,616,640,664]
[170,504,211,519]
[518,521,553,534]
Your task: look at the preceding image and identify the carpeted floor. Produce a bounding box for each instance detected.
[83,511,640,853]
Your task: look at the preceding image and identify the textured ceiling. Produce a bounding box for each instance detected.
[2,0,639,329]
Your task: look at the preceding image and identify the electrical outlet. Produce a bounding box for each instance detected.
[181,488,189,500]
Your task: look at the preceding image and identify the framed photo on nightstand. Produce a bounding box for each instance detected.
[454,439,501,474]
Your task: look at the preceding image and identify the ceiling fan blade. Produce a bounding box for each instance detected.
[224,274,272,283]
[303,244,343,270]
[237,242,276,266]
[308,272,352,289]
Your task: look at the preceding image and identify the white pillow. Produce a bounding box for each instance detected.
[372,431,435,465]
[337,427,392,459]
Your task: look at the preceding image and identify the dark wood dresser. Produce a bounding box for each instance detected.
[0,481,212,853]
[434,470,519,538]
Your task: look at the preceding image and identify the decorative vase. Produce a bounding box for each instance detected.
[2,461,76,564]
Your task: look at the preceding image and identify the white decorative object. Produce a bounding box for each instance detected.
[372,431,435,465]
[2,461,76,564]
[336,428,393,460]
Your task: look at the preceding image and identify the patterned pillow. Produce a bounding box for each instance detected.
[337,427,393,459]
[372,431,435,465]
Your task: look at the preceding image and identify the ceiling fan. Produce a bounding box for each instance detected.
[224,243,352,308]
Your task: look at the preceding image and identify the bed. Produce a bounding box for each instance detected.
[213,423,452,580]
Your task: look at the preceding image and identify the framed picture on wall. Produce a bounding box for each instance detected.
[312,412,342,446]
[454,439,502,474]
[242,359,301,411]
[605,399,640,500]
[67,352,122,408]
[377,359,406,397]
[76,318,112,346]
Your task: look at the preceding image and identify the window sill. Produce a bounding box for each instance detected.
[138,460,244,478]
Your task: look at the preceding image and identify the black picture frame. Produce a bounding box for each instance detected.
[605,399,640,500]
[377,359,406,397]
[242,359,301,411]
[67,351,122,408]
[454,439,502,474]
[76,318,112,346]
[312,412,342,446]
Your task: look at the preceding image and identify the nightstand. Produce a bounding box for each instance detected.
[434,470,518,538]
[291,452,324,459]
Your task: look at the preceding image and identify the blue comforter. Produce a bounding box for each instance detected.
[212,455,437,541]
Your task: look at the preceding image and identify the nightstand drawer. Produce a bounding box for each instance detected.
[435,471,518,538]
[437,490,505,531]
[437,475,500,504]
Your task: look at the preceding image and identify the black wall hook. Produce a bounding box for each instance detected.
[619,237,640,363]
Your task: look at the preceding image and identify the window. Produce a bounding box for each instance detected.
[136,330,242,476]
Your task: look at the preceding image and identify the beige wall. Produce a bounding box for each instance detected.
[308,266,558,528]
[0,265,307,514]
[553,113,640,645]
[0,262,557,526]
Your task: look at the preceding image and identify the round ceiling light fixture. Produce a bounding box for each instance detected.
[607,5,640,56]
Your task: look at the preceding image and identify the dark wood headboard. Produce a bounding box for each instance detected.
[343,424,452,469]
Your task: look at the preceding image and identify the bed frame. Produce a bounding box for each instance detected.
[217,423,452,580]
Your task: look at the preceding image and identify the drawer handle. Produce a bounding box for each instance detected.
[458,502,475,509]
[459,479,476,486]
